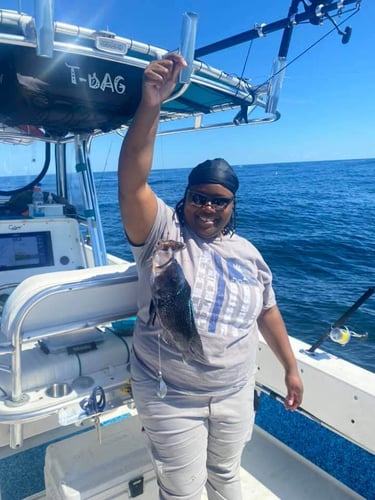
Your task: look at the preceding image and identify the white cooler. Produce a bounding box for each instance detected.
[44,415,158,499]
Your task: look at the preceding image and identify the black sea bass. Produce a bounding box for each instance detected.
[150,239,203,361]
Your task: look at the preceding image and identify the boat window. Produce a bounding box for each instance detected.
[0,141,53,196]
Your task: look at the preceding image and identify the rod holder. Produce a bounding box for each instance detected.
[34,0,54,58]
[179,12,198,84]
[266,57,287,114]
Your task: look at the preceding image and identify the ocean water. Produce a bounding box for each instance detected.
[96,158,375,372]
[0,158,373,500]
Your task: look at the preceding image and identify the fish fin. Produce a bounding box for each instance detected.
[182,335,203,364]
[147,301,157,327]
[189,333,204,360]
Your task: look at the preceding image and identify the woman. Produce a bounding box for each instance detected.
[118,53,303,500]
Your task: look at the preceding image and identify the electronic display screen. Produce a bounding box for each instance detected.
[0,231,54,271]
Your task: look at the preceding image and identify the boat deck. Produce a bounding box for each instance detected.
[19,423,362,500]
[235,426,364,499]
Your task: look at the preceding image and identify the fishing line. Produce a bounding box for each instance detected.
[175,8,359,110]
[157,333,168,398]
[234,40,254,97]
[251,8,360,94]
[95,137,113,197]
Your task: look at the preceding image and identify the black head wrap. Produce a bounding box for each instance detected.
[188,158,239,194]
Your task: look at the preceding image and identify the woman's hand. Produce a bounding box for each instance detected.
[284,370,303,411]
[257,305,304,411]
[142,53,187,107]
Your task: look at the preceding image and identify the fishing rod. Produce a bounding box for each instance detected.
[195,0,361,57]
[306,286,375,354]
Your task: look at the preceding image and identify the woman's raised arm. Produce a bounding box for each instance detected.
[118,54,187,245]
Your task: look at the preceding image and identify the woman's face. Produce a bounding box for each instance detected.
[183,183,234,239]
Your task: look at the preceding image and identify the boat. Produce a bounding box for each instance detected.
[0,1,373,498]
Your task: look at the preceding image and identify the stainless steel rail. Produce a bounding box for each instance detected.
[0,265,137,447]
[2,270,135,402]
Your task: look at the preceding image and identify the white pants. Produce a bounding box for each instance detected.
[131,363,255,500]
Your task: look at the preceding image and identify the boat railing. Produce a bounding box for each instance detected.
[256,334,375,456]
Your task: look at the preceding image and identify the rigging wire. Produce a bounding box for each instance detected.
[251,8,360,94]
[234,40,254,97]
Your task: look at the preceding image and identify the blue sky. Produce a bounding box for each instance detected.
[2,0,374,170]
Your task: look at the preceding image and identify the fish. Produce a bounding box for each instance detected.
[150,239,203,361]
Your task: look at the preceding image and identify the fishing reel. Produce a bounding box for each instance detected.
[325,12,352,44]
[306,287,374,354]
[329,325,368,346]
[300,1,353,44]
[306,323,369,354]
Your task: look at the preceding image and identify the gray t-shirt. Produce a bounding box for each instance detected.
[130,197,276,395]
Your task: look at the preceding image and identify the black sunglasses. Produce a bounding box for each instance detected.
[186,189,234,211]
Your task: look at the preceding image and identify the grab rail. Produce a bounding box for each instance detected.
[0,264,137,403]
[0,263,138,447]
